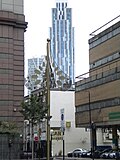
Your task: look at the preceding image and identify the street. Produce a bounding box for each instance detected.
[54,158,115,160]
[9,157,116,160]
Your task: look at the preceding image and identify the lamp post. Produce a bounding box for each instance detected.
[46,39,51,160]
[29,37,70,160]
[76,76,95,160]
[29,38,67,160]
[46,39,69,159]
[87,91,93,160]
[84,90,95,160]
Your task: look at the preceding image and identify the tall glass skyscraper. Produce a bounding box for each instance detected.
[50,0,74,85]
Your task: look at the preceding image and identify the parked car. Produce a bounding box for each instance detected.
[81,148,112,158]
[81,150,98,158]
[96,145,112,151]
[81,150,91,158]
[94,148,112,158]
[100,149,113,159]
[82,150,92,158]
[67,148,88,157]
[77,148,88,157]
[108,150,120,159]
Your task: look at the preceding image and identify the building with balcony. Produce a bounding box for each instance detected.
[50,0,74,85]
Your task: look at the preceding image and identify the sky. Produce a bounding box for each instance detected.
[24,0,120,77]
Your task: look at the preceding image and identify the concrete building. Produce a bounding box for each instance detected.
[50,0,74,85]
[0,0,27,159]
[29,88,91,156]
[75,16,120,150]
[50,90,90,156]
[0,0,27,126]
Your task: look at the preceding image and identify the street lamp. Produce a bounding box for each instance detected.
[83,90,95,160]
[46,38,71,160]
[86,91,93,160]
[46,39,51,160]
[76,76,94,160]
[27,38,70,160]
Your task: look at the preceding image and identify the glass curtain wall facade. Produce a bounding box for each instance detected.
[50,0,74,85]
[28,56,46,91]
[28,57,44,77]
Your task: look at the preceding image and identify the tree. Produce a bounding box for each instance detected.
[21,94,47,123]
[20,94,47,160]
[0,121,19,134]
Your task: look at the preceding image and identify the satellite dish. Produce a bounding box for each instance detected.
[57,80,62,86]
[35,80,41,85]
[31,74,38,79]
[34,69,41,75]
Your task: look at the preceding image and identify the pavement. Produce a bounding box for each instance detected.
[9,157,116,160]
[53,157,115,160]
[10,159,115,160]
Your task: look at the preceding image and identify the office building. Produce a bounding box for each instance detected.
[50,0,74,85]
[27,56,46,91]
[0,1,27,159]
[75,16,120,149]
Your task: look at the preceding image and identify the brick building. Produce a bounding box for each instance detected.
[75,16,120,150]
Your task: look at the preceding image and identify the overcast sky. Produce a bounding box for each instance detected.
[24,0,120,77]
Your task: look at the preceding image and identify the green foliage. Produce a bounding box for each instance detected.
[20,94,47,123]
[0,121,19,134]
